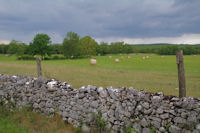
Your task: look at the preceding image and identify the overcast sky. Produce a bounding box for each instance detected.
[0,0,200,44]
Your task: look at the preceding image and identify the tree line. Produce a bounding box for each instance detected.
[131,44,200,55]
[0,32,200,60]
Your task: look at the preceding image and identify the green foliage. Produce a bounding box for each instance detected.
[150,127,156,133]
[17,54,65,60]
[90,111,109,133]
[30,33,52,57]
[62,32,80,58]
[123,44,133,54]
[55,108,59,114]
[166,122,171,132]
[6,40,27,56]
[76,120,83,133]
[51,54,66,60]
[1,32,200,58]
[124,127,137,133]
[8,41,19,55]
[79,36,98,57]
[49,44,63,54]
[0,44,9,54]
[109,42,124,54]
[105,42,133,55]
[62,32,99,58]
[97,42,109,55]
[157,45,179,55]
[16,44,27,56]
[131,44,200,55]
[17,55,35,60]
[21,105,33,112]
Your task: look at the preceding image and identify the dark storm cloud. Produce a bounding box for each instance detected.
[0,0,200,43]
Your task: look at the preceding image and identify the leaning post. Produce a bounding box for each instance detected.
[176,50,186,98]
[36,57,42,77]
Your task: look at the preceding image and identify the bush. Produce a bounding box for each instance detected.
[17,54,67,60]
[17,55,35,60]
[90,111,109,133]
[43,56,51,60]
[52,54,66,60]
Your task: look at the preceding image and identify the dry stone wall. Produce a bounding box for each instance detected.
[0,74,200,133]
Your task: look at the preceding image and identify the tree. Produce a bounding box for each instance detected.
[49,44,63,54]
[16,43,27,56]
[7,40,27,55]
[62,32,80,58]
[123,44,133,54]
[97,42,109,55]
[0,44,9,54]
[30,33,51,57]
[79,36,98,57]
[7,40,18,54]
[109,42,124,54]
[157,45,179,55]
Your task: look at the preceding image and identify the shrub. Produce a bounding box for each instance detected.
[52,55,66,60]
[90,111,109,133]
[17,55,35,60]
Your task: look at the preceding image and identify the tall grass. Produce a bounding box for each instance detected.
[0,104,76,133]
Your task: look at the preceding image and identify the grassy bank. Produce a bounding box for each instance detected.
[0,54,199,97]
[0,105,76,133]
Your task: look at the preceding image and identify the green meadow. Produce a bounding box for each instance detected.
[0,54,199,97]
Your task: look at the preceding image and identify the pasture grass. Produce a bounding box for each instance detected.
[0,105,76,133]
[0,54,199,97]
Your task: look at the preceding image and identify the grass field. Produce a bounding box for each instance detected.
[0,105,76,133]
[0,54,199,97]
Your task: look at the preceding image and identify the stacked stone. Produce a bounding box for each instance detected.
[0,74,200,133]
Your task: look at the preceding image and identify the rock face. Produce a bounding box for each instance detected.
[0,74,200,133]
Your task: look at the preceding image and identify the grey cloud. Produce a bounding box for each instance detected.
[0,0,200,44]
[96,34,200,44]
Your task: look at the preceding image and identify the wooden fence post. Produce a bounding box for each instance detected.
[36,57,42,77]
[176,50,186,98]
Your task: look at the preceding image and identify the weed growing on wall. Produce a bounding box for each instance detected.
[90,111,109,133]
[124,127,137,133]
